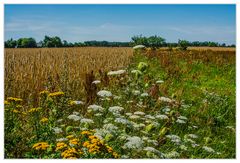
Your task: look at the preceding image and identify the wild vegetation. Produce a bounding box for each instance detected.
[4,47,235,158]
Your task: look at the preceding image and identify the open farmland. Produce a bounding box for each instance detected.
[4,47,235,159]
[5,47,133,103]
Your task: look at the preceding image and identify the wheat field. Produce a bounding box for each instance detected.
[5,47,133,103]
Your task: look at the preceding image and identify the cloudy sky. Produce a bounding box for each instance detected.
[4,4,236,44]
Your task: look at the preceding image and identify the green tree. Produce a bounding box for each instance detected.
[178,39,189,50]
[5,38,17,48]
[17,38,37,48]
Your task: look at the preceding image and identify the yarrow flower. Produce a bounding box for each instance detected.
[123,136,143,150]
[115,118,130,125]
[80,118,94,124]
[202,146,215,153]
[129,115,140,120]
[97,90,112,98]
[88,104,104,112]
[52,127,63,134]
[68,114,81,121]
[165,151,180,158]
[156,80,164,84]
[109,106,124,114]
[159,97,173,103]
[155,114,169,120]
[176,119,186,124]
[134,111,145,116]
[166,134,181,144]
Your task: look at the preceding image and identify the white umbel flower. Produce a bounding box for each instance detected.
[202,146,215,153]
[67,114,81,121]
[109,106,124,114]
[97,90,112,98]
[52,127,62,134]
[88,104,105,112]
[107,70,126,76]
[123,136,143,150]
[159,97,173,103]
[134,111,145,116]
[92,80,101,84]
[80,118,94,124]
[156,114,169,120]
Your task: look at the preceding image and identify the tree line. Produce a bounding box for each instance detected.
[4,35,235,48]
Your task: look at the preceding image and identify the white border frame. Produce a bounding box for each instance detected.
[0,1,238,163]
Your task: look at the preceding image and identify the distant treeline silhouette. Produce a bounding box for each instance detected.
[4,35,235,48]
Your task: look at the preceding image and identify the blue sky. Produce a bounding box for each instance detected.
[4,4,236,44]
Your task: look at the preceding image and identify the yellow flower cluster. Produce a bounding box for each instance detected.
[56,142,68,151]
[66,135,75,139]
[69,100,76,106]
[69,138,79,145]
[12,109,20,113]
[4,100,10,105]
[48,91,64,97]
[40,117,48,123]
[81,130,92,136]
[28,107,41,113]
[7,97,23,102]
[61,147,82,159]
[32,142,49,150]
[39,90,49,95]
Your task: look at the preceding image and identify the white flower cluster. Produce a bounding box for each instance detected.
[68,114,81,121]
[88,104,105,112]
[134,111,145,116]
[202,146,215,153]
[165,151,180,158]
[52,127,63,134]
[109,106,124,114]
[159,97,173,103]
[97,90,112,98]
[155,114,169,120]
[141,92,149,97]
[80,118,94,124]
[115,117,130,125]
[107,70,126,76]
[132,90,141,95]
[123,136,144,150]
[166,134,181,144]
[156,80,164,84]
[56,138,68,142]
[92,80,101,84]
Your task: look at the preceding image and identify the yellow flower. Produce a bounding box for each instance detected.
[12,109,19,113]
[48,92,64,97]
[40,117,48,123]
[69,100,75,106]
[113,152,119,158]
[32,142,49,150]
[69,138,78,145]
[56,142,67,151]
[66,135,74,139]
[81,130,92,135]
[4,100,10,105]
[7,97,23,102]
[39,90,49,95]
[28,107,41,113]
[61,148,79,159]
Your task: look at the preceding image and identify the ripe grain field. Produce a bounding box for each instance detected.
[5,47,133,103]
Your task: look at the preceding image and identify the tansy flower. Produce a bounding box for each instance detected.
[39,90,49,95]
[28,108,41,113]
[66,135,74,139]
[56,142,67,151]
[48,92,64,97]
[69,139,78,145]
[4,100,10,105]
[40,117,48,123]
[32,142,49,150]
[7,97,23,102]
